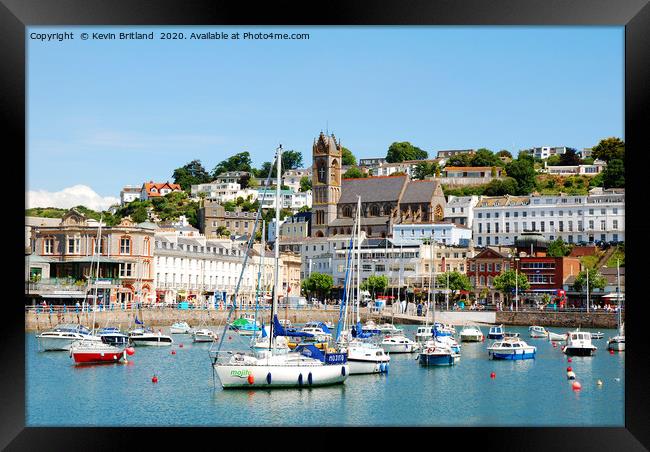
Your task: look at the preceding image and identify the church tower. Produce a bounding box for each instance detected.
[311,131,342,237]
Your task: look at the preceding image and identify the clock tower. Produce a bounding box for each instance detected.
[311,131,342,237]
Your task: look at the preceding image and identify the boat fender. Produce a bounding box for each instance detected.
[113,355,117,360]
[308,372,313,385]
[247,374,255,385]
[567,371,576,380]
[266,372,272,384]
[341,366,346,376]
[385,362,389,373]
[298,374,303,386]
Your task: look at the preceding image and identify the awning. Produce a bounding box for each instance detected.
[62,256,126,264]
[601,293,625,299]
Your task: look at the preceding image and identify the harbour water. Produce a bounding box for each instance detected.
[26,325,624,427]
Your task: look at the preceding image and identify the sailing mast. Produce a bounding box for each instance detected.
[616,258,622,335]
[268,145,282,350]
[356,196,362,325]
[91,214,103,333]
[252,219,265,345]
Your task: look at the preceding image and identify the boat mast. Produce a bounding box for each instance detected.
[91,215,103,333]
[616,258,621,335]
[269,145,282,350]
[252,219,265,346]
[356,196,362,325]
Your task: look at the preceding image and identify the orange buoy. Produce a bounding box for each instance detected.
[572,381,582,390]
[490,372,496,379]
[152,375,158,383]
[247,374,255,385]
[126,347,135,356]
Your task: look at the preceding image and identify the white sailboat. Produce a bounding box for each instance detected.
[211,145,348,388]
[607,259,625,352]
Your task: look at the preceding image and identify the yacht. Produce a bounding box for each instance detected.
[459,324,484,342]
[590,331,604,340]
[415,325,434,343]
[547,331,568,342]
[342,339,390,374]
[170,321,193,334]
[488,324,505,340]
[487,337,536,360]
[192,328,218,343]
[97,326,130,347]
[36,324,101,351]
[528,326,548,338]
[70,340,128,365]
[418,340,458,366]
[129,328,174,346]
[380,334,420,353]
[562,330,597,356]
[607,334,625,352]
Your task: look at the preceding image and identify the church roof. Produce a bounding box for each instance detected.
[338,176,407,204]
[400,180,439,204]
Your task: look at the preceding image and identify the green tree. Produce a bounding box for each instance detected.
[572,269,606,292]
[222,201,236,212]
[413,161,439,180]
[212,152,252,178]
[281,150,303,171]
[342,167,367,179]
[435,271,472,300]
[341,147,356,166]
[591,137,625,162]
[505,155,537,195]
[361,275,388,299]
[601,159,625,188]
[299,176,312,192]
[445,153,473,167]
[547,238,570,257]
[545,154,562,166]
[472,148,500,167]
[493,269,530,305]
[216,226,230,237]
[301,272,334,300]
[559,148,581,166]
[496,150,513,159]
[172,159,211,191]
[385,141,428,163]
[255,161,273,179]
[482,177,518,196]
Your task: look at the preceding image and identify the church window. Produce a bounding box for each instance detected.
[343,206,352,218]
[434,204,444,221]
[371,205,380,216]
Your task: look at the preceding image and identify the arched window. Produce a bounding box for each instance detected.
[317,161,326,183]
[434,204,444,221]
[480,276,485,286]
[343,206,352,218]
[371,205,380,216]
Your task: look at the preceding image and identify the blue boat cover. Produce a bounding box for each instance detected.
[352,321,375,339]
[294,344,326,361]
[273,315,314,338]
[135,316,143,325]
[261,323,267,338]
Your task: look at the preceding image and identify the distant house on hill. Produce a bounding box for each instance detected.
[140,181,183,200]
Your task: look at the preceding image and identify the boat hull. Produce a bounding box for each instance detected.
[380,343,419,354]
[488,350,536,360]
[547,332,567,342]
[131,336,173,346]
[562,346,596,356]
[37,335,100,351]
[213,363,348,388]
[347,358,389,374]
[607,339,625,351]
[170,328,192,334]
[418,352,456,366]
[460,334,483,342]
[72,349,126,364]
[488,334,504,340]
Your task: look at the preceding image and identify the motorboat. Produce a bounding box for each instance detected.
[361,320,382,335]
[36,324,101,351]
[97,326,130,347]
[300,323,333,342]
[129,328,174,346]
[415,326,434,343]
[590,332,604,340]
[342,339,390,374]
[504,332,520,338]
[459,324,484,342]
[488,324,505,340]
[70,340,129,365]
[376,323,403,335]
[562,330,597,356]
[528,326,548,338]
[417,340,458,366]
[434,334,461,354]
[380,334,420,353]
[433,322,454,337]
[170,322,193,334]
[230,317,262,336]
[192,328,218,343]
[607,335,625,351]
[487,337,536,360]
[547,331,568,342]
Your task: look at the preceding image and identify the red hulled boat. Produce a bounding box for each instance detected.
[70,341,129,364]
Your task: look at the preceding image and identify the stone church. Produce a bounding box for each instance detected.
[310,131,447,238]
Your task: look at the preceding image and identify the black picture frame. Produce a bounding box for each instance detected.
[4,0,649,450]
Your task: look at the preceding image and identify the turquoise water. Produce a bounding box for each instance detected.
[26,326,624,427]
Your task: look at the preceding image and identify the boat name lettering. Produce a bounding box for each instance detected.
[230,369,252,378]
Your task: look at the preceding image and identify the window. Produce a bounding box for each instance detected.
[495,237,499,244]
[495,263,501,272]
[568,235,574,243]
[67,236,80,254]
[486,213,491,219]
[613,220,618,229]
[559,210,563,216]
[478,213,483,219]
[505,212,510,218]
[589,220,594,230]
[120,237,131,254]
[486,237,491,245]
[495,213,499,218]
[480,264,485,271]
[478,237,482,245]
[532,221,536,231]
[43,238,54,254]
[613,208,618,214]
[486,224,491,233]
[540,222,545,232]
[601,208,606,215]
[601,220,606,231]
[495,223,499,233]
[589,209,594,215]
[478,223,482,233]
[119,263,133,278]
[505,223,510,233]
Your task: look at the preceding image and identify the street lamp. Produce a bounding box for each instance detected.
[514,257,520,312]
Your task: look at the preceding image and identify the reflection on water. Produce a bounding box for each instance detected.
[26,325,624,427]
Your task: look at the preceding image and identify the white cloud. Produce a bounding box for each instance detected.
[27,185,120,212]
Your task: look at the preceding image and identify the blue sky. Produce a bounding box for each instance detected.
[27,26,623,209]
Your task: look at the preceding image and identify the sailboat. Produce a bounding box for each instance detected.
[417,240,459,366]
[70,215,130,364]
[210,145,348,388]
[338,196,390,375]
[607,259,625,351]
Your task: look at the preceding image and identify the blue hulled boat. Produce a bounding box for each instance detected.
[488,324,505,340]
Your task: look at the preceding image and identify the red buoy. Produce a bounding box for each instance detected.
[126,347,135,356]
[152,375,158,383]
[490,372,496,379]
[567,357,572,363]
[609,349,615,355]
[552,342,557,348]
[567,367,572,372]
[228,336,232,340]
[572,381,582,390]
[247,374,255,385]
[171,350,176,355]
[179,344,184,348]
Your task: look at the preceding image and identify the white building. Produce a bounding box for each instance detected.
[472,188,625,247]
[255,188,312,210]
[215,171,251,184]
[190,182,258,203]
[522,146,572,160]
[282,169,308,193]
[444,195,480,228]
[542,161,606,176]
[120,185,141,205]
[392,222,473,247]
[267,218,286,243]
